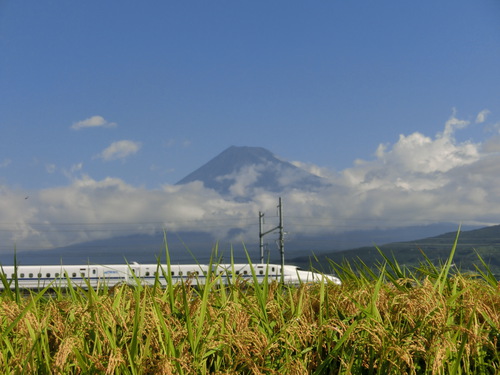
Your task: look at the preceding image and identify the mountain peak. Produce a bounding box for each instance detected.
[176,146,326,196]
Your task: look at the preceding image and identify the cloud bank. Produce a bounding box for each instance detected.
[2,110,500,253]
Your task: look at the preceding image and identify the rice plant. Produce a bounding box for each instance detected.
[1,231,499,374]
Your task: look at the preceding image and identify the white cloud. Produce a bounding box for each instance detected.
[0,177,249,251]
[290,161,334,178]
[95,140,142,161]
[476,109,490,124]
[71,115,117,130]
[62,163,84,181]
[482,136,500,153]
[378,130,478,174]
[70,163,83,173]
[227,165,261,196]
[45,163,56,174]
[442,109,470,138]
[215,164,262,197]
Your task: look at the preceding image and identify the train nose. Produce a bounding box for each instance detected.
[324,274,342,285]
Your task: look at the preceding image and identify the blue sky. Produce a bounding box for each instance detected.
[1,1,500,251]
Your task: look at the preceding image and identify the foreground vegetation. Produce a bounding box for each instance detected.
[1,234,500,374]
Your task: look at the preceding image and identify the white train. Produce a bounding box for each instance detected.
[0,262,341,290]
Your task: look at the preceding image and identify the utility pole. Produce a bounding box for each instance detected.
[259,211,265,263]
[277,197,284,281]
[258,197,285,282]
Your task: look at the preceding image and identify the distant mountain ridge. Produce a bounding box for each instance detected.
[291,224,500,273]
[176,146,327,195]
[1,222,481,266]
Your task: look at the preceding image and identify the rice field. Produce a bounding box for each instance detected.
[1,233,500,374]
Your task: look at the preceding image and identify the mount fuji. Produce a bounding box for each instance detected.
[176,146,328,196]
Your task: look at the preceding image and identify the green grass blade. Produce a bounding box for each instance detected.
[435,225,461,293]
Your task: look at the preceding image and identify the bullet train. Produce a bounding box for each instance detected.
[0,262,341,290]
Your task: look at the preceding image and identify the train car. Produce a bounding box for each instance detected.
[0,262,341,290]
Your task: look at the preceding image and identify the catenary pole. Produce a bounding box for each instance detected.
[278,197,284,283]
[258,197,285,281]
[259,211,265,263]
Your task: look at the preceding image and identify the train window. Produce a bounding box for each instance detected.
[11,274,14,278]
[272,267,275,272]
[171,271,175,276]
[72,273,77,278]
[92,269,96,275]
[38,273,42,278]
[259,270,264,275]
[46,273,51,278]
[236,270,240,275]
[243,271,248,275]
[145,272,150,276]
[80,273,85,277]
[20,273,25,278]
[29,273,33,278]
[178,271,183,276]
[55,273,59,277]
